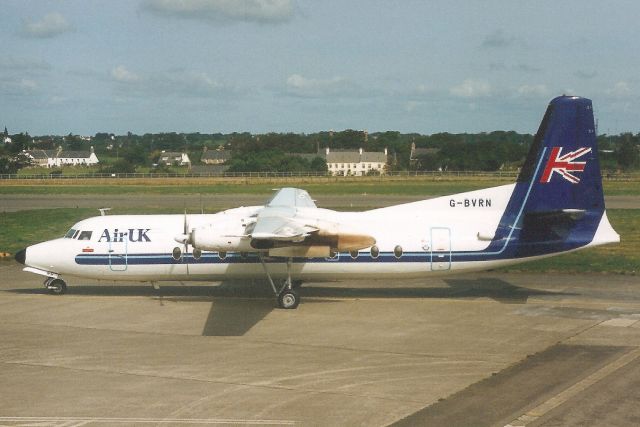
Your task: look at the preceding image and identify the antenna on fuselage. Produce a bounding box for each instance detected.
[98,208,112,216]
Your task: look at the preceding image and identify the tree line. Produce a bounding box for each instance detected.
[1,129,638,174]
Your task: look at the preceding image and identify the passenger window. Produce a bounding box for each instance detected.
[370,245,379,259]
[64,229,77,238]
[77,231,93,241]
[394,245,403,258]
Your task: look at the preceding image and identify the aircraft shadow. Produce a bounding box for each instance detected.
[8,277,574,336]
[9,281,271,298]
[200,298,274,337]
[8,277,569,302]
[302,278,571,304]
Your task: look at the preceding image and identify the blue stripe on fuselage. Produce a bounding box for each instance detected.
[72,246,562,266]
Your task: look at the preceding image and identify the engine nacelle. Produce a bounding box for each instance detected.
[191,219,254,252]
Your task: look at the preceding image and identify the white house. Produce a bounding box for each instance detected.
[23,147,99,168]
[22,150,57,167]
[159,151,191,167]
[2,126,9,144]
[55,147,100,166]
[325,147,387,176]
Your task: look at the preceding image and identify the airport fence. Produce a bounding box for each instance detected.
[0,170,517,179]
[1,170,639,181]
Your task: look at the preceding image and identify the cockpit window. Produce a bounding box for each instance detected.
[64,228,92,240]
[77,231,93,241]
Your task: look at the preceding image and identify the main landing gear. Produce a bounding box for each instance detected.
[278,288,300,310]
[259,255,300,309]
[44,277,67,295]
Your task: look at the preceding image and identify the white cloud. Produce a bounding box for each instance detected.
[111,66,228,98]
[21,12,72,38]
[516,84,550,98]
[450,79,491,98]
[285,74,355,98]
[19,79,38,91]
[111,65,141,83]
[161,70,224,95]
[405,100,423,113]
[0,78,39,96]
[606,81,632,98]
[143,0,295,24]
[49,96,69,105]
[415,84,429,94]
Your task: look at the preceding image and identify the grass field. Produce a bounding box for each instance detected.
[1,178,639,196]
[1,207,636,274]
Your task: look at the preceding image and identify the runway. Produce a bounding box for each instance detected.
[1,262,639,426]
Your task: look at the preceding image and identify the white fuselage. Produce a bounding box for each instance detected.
[21,184,619,284]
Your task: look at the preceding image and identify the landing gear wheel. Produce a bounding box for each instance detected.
[47,278,67,295]
[278,289,300,309]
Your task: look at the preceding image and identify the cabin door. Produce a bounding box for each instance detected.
[108,235,128,271]
[430,227,451,271]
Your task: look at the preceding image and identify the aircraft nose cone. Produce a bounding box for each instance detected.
[14,248,26,265]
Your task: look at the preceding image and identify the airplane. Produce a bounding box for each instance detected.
[14,96,620,309]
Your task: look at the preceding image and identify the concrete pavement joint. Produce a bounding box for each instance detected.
[1,360,429,405]
[504,346,640,427]
[0,417,297,425]
[2,318,507,362]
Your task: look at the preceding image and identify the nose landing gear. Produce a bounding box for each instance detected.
[44,277,67,295]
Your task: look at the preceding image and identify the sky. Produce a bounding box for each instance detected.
[1,0,639,136]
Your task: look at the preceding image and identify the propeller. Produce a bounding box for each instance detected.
[182,210,194,274]
[174,210,195,246]
[183,209,194,248]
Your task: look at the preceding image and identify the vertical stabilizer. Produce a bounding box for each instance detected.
[492,96,619,257]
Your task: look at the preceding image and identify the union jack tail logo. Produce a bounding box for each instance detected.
[540,146,592,184]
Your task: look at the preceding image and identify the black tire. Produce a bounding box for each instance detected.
[48,279,67,295]
[277,289,300,309]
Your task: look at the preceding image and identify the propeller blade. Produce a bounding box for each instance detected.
[182,211,196,248]
[183,210,190,249]
[183,209,188,235]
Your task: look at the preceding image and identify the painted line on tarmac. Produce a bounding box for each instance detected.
[0,416,296,425]
[504,346,640,427]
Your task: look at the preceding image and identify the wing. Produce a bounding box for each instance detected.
[250,206,318,242]
[251,187,375,255]
[266,187,317,208]
[251,188,318,242]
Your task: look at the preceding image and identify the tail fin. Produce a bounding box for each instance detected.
[497,96,619,257]
[517,95,603,212]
